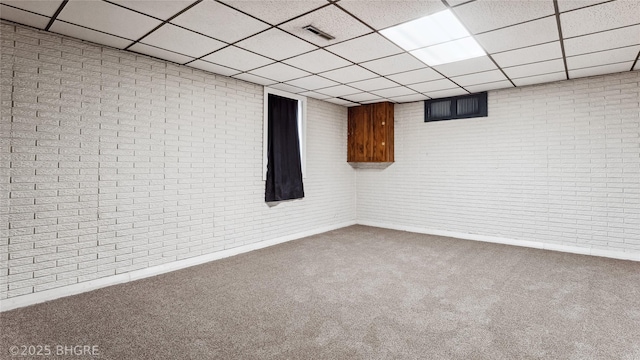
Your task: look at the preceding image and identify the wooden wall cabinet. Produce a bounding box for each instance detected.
[347,102,394,162]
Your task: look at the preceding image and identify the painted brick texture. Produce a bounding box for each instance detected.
[0,23,355,300]
[357,70,640,254]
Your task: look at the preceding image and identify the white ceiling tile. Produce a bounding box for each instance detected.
[448,0,475,6]
[360,53,426,75]
[236,28,318,61]
[224,0,327,25]
[492,42,563,68]
[315,85,361,97]
[0,5,50,29]
[323,98,359,106]
[475,17,559,54]
[171,0,269,43]
[338,0,446,30]
[634,62,639,71]
[504,59,566,79]
[286,75,340,90]
[248,63,311,82]
[58,1,161,39]
[512,72,566,87]
[387,93,429,103]
[341,92,383,103]
[464,80,513,93]
[564,25,640,56]
[408,79,459,93]
[371,86,417,98]
[361,99,388,104]
[318,65,378,83]
[299,91,332,100]
[568,62,634,79]
[2,0,63,16]
[566,46,640,70]
[423,87,469,98]
[142,24,226,58]
[283,49,351,74]
[325,33,403,64]
[49,21,133,49]
[129,43,195,64]
[202,46,273,71]
[232,72,278,86]
[268,83,307,94]
[557,0,611,13]
[278,5,371,46]
[560,0,640,38]
[432,56,497,77]
[188,60,241,77]
[451,70,507,87]
[348,77,398,91]
[110,0,193,20]
[454,0,555,34]
[386,67,443,85]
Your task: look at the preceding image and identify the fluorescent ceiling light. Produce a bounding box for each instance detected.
[380,10,470,51]
[411,37,486,66]
[380,9,486,66]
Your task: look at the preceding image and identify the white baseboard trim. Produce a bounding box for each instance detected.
[0,221,356,312]
[356,220,640,262]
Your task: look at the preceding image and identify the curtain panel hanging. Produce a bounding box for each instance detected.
[265,94,304,202]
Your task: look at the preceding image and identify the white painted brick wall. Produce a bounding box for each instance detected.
[357,70,640,254]
[0,23,356,300]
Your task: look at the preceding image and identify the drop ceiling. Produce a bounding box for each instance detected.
[1,0,639,106]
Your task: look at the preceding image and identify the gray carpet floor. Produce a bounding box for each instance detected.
[2,225,640,359]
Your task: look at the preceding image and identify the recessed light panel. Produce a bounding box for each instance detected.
[381,9,486,66]
[411,37,485,66]
[380,9,470,51]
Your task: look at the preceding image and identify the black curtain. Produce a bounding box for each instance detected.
[265,94,304,202]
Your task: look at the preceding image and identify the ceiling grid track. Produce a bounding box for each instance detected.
[552,0,570,80]
[124,0,203,51]
[631,51,640,71]
[44,0,68,31]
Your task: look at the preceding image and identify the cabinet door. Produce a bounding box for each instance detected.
[348,106,372,162]
[371,102,393,162]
